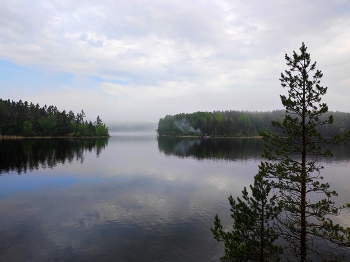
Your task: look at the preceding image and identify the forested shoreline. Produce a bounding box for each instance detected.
[0,98,109,137]
[157,110,350,137]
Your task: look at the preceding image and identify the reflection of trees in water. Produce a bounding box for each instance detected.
[0,138,109,174]
[318,144,350,164]
[158,136,264,161]
[157,136,350,162]
[173,139,202,156]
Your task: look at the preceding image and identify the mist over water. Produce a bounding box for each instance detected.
[108,122,157,132]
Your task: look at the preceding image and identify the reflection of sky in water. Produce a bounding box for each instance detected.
[0,171,78,198]
[0,137,350,261]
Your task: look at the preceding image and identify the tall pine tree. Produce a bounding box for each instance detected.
[212,43,350,262]
[260,43,350,261]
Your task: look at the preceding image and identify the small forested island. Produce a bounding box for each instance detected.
[0,98,109,138]
[157,110,350,137]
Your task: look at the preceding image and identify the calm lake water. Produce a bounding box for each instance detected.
[1,134,350,261]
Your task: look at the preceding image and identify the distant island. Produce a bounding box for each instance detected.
[157,110,350,137]
[0,98,109,138]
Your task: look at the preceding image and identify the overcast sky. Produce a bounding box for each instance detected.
[0,0,349,125]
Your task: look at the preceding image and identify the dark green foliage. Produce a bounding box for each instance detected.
[157,110,350,137]
[0,99,109,137]
[211,173,283,261]
[212,43,350,262]
[22,121,35,136]
[96,123,109,137]
[260,43,350,261]
[39,116,57,136]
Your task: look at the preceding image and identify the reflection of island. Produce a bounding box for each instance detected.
[157,136,350,162]
[0,138,109,174]
[157,136,264,161]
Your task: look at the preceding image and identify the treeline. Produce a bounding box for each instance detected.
[0,98,109,137]
[157,110,350,137]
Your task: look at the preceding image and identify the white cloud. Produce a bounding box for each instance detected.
[100,81,193,100]
[1,0,350,122]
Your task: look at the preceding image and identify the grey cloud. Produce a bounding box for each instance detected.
[87,39,103,48]
[0,0,350,123]
[78,32,88,41]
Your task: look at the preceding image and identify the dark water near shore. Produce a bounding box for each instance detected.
[1,135,350,261]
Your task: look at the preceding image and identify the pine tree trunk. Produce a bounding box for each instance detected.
[260,199,265,262]
[301,150,307,261]
[300,68,307,262]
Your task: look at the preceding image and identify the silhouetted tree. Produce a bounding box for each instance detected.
[212,172,283,261]
[260,43,350,261]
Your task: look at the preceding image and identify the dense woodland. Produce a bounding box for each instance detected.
[157,110,350,137]
[0,98,109,137]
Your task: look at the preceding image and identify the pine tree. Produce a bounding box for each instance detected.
[260,43,350,261]
[211,172,283,261]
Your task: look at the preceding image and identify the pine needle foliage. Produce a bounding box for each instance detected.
[212,43,350,262]
[211,173,283,262]
[260,43,350,261]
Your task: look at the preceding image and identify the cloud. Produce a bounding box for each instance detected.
[99,81,200,100]
[0,0,350,122]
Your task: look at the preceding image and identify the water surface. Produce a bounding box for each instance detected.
[0,135,349,261]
